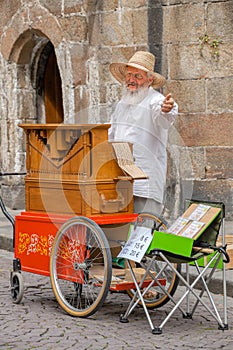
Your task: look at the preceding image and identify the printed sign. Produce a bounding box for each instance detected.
[167,217,189,235]
[180,221,205,238]
[188,204,210,221]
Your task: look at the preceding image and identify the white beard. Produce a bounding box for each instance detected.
[121,86,148,105]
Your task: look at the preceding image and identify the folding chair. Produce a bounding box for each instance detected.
[120,200,229,334]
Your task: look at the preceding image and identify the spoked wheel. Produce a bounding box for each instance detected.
[50,216,112,317]
[126,212,181,309]
[10,271,24,304]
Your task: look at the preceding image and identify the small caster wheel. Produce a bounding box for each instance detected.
[10,271,24,304]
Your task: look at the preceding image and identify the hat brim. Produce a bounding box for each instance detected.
[109,62,166,89]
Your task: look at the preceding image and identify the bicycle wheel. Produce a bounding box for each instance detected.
[50,216,112,317]
[126,212,181,309]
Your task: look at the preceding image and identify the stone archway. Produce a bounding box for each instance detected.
[1,27,64,124]
[12,29,64,123]
[0,26,65,208]
[0,3,71,124]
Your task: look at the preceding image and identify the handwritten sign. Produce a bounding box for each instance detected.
[117,225,153,263]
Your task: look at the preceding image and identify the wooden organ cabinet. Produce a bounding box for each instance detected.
[19,124,136,216]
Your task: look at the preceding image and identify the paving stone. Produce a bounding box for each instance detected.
[0,247,232,349]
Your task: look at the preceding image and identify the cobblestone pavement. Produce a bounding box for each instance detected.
[0,249,233,350]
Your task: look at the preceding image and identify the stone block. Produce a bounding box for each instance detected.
[122,0,147,7]
[86,0,119,12]
[111,47,139,64]
[170,43,220,80]
[165,80,205,113]
[162,0,204,4]
[1,20,26,61]
[207,1,233,41]
[168,145,206,180]
[105,84,122,107]
[163,3,204,43]
[40,0,62,16]
[99,63,112,85]
[29,6,64,47]
[96,47,112,65]
[88,13,101,46]
[206,147,233,179]
[169,42,233,81]
[73,86,90,122]
[176,113,233,147]
[0,0,20,36]
[198,43,233,78]
[1,184,25,210]
[132,9,148,44]
[17,91,35,120]
[17,66,30,89]
[60,17,87,42]
[100,11,134,46]
[69,44,88,86]
[63,0,83,14]
[207,78,233,113]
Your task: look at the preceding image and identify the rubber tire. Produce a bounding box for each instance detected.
[11,271,24,304]
[50,216,112,317]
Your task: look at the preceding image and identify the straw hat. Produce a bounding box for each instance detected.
[109,51,166,89]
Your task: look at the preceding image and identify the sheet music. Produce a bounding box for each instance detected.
[112,142,148,179]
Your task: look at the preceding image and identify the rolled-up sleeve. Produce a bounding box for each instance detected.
[151,98,178,129]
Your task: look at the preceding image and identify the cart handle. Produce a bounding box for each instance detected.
[0,196,15,230]
[0,172,24,229]
[0,172,26,176]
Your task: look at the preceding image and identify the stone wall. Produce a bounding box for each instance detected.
[0,0,232,220]
[161,0,233,220]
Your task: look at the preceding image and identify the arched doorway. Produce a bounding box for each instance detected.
[36,41,64,123]
[1,27,66,208]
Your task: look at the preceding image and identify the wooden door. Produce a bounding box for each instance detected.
[44,50,64,123]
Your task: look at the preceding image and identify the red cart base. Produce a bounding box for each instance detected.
[14,211,138,276]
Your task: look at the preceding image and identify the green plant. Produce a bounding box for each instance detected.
[199,34,223,61]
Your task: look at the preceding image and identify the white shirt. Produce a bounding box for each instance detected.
[108,87,178,204]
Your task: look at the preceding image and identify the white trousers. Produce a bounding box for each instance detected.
[133,196,163,215]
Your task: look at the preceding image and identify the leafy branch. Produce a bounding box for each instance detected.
[199,34,223,61]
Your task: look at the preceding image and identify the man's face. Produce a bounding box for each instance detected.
[125,66,154,92]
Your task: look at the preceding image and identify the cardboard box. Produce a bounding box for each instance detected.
[217,235,233,269]
[217,235,233,270]
[225,244,233,269]
[192,236,233,270]
[124,267,156,282]
[217,234,233,245]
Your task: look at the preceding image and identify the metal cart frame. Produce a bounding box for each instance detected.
[0,194,180,318]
